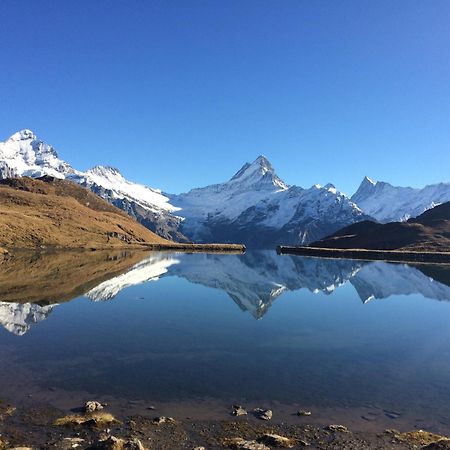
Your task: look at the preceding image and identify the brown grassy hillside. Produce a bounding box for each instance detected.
[0,176,169,249]
[311,201,450,252]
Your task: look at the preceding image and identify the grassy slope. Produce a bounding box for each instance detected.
[0,177,169,249]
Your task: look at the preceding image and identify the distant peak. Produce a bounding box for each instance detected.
[229,155,288,190]
[362,176,376,186]
[8,129,36,141]
[324,183,335,190]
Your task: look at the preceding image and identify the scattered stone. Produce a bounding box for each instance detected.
[384,410,401,419]
[253,408,272,421]
[61,437,85,449]
[325,424,350,433]
[193,448,206,450]
[146,406,156,410]
[258,433,294,448]
[297,410,311,416]
[223,438,270,450]
[85,401,104,413]
[152,416,175,425]
[232,405,247,416]
[88,436,146,450]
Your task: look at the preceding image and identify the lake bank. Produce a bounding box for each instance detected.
[277,246,450,264]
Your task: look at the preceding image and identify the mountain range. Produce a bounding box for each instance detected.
[1,250,450,335]
[1,129,450,247]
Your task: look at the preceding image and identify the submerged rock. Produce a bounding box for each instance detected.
[232,405,248,416]
[258,433,294,448]
[325,424,350,433]
[85,401,104,413]
[152,416,175,425]
[297,410,312,416]
[253,408,272,421]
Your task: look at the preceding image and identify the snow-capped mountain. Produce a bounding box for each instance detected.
[0,130,370,246]
[0,129,73,179]
[171,156,370,246]
[0,130,186,241]
[352,176,450,223]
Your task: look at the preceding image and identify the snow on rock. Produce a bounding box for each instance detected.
[0,129,74,179]
[352,176,450,223]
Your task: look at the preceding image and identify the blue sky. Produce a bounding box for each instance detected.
[1,0,449,195]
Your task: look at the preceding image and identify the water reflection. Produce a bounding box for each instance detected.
[1,250,450,335]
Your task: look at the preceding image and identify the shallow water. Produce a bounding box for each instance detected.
[1,250,450,431]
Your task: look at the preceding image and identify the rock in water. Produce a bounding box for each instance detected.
[85,401,104,413]
[152,416,175,425]
[253,408,272,420]
[232,405,248,416]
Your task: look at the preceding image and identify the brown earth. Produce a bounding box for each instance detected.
[0,176,170,250]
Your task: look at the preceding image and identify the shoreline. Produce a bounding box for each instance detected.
[277,245,450,264]
[1,394,449,449]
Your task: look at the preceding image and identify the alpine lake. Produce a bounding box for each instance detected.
[1,249,450,448]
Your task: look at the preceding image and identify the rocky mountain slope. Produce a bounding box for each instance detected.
[0,130,369,246]
[0,130,185,241]
[312,201,450,251]
[0,176,169,249]
[170,156,370,246]
[352,176,450,223]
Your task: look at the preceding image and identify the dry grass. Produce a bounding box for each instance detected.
[54,411,119,427]
[0,177,169,250]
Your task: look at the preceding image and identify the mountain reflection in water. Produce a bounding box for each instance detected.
[1,250,450,335]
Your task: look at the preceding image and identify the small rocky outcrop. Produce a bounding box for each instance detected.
[85,401,104,413]
[152,416,175,425]
[253,408,272,421]
[232,405,247,416]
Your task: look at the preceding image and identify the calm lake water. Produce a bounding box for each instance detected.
[1,250,450,431]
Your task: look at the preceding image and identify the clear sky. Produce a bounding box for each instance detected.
[1,0,449,195]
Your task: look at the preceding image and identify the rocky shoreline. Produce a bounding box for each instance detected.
[1,399,450,449]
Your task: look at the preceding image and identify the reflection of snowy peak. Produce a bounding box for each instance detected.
[86,254,180,301]
[352,176,450,223]
[351,263,450,303]
[0,302,55,336]
[170,252,363,318]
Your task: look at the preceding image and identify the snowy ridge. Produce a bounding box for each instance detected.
[352,176,450,223]
[71,165,180,215]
